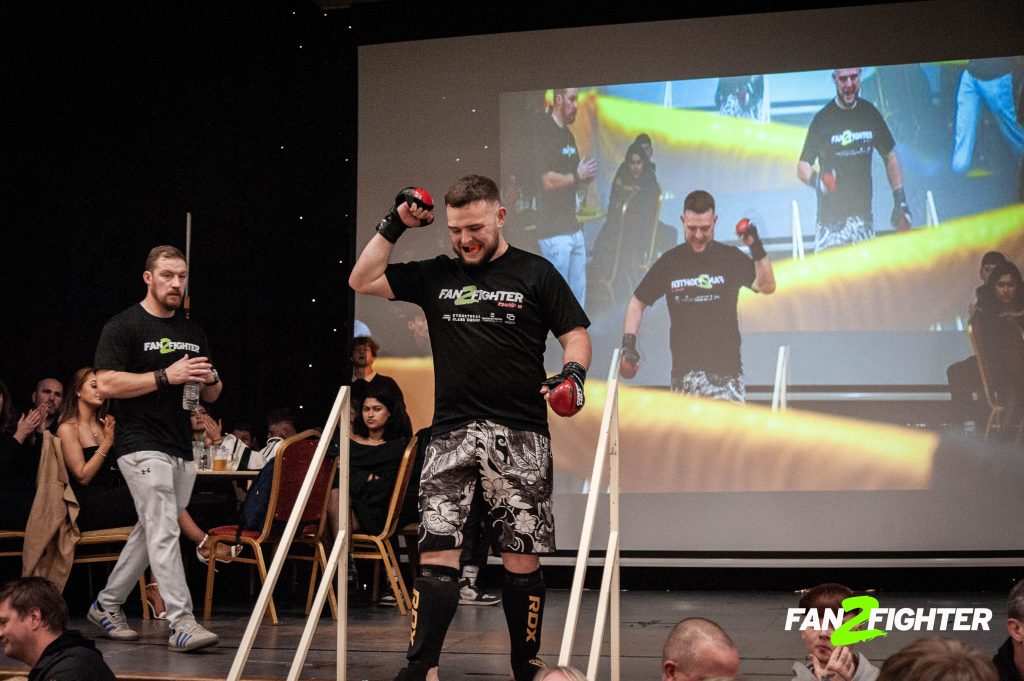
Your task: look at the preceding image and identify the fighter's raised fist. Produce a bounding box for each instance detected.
[376,186,434,243]
[736,219,767,261]
[396,187,434,226]
[619,334,640,379]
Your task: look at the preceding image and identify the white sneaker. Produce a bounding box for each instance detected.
[168,617,219,652]
[459,579,501,606]
[87,600,139,641]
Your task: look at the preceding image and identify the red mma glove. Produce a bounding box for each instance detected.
[541,362,587,417]
[375,186,434,243]
[619,333,640,379]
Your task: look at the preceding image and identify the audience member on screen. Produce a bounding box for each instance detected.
[797,68,911,252]
[662,617,740,681]
[973,260,1024,440]
[590,140,661,306]
[947,251,1007,432]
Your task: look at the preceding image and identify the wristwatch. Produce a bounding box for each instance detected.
[206,368,220,386]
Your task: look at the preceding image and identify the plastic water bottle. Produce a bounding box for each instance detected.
[182,381,201,411]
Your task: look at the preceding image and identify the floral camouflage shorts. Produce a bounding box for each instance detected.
[417,420,554,555]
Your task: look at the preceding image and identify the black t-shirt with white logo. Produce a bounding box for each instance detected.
[94,304,211,461]
[386,246,590,437]
[799,98,895,225]
[534,113,581,239]
[633,241,755,379]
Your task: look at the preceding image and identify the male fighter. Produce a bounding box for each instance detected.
[349,175,591,681]
[797,67,911,252]
[619,190,774,402]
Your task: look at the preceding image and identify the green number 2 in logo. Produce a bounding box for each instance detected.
[831,595,887,646]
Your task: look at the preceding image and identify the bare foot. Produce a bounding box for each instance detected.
[198,541,239,562]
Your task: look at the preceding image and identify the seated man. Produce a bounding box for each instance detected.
[351,336,404,407]
[191,404,274,471]
[0,378,64,530]
[879,637,997,681]
[662,617,740,681]
[993,579,1024,681]
[794,583,879,681]
[0,576,115,681]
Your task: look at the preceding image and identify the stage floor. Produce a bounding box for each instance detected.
[0,588,1010,680]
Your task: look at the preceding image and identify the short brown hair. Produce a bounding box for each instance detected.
[1008,579,1024,621]
[352,336,380,357]
[798,583,854,612]
[0,577,69,633]
[145,245,186,272]
[683,190,716,215]
[877,637,997,681]
[444,175,500,208]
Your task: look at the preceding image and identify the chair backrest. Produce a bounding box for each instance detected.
[262,430,331,534]
[968,311,1003,408]
[356,434,418,542]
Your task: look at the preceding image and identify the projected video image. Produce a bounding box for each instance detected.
[498,57,1024,388]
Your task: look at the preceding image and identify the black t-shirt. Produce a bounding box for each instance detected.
[634,241,755,378]
[533,113,581,239]
[799,98,895,225]
[94,304,211,461]
[385,246,590,437]
[351,373,404,407]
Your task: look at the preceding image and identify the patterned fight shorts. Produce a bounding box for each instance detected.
[418,420,555,555]
[671,370,746,404]
[815,214,874,253]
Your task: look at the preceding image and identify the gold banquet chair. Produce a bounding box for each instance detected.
[351,435,418,615]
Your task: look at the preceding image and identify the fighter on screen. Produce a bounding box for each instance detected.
[797,67,912,253]
[349,176,592,681]
[619,190,775,404]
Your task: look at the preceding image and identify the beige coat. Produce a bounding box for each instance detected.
[22,431,80,589]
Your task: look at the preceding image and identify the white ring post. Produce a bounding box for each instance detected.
[559,350,621,680]
[225,386,351,681]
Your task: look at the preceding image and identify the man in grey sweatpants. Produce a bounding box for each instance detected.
[87,245,221,652]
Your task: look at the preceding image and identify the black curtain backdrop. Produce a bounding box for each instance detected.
[1,0,895,433]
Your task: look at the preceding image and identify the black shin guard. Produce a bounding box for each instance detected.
[502,568,547,681]
[402,564,460,677]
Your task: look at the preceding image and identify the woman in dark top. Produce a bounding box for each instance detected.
[974,260,1024,439]
[349,382,414,536]
[55,368,137,531]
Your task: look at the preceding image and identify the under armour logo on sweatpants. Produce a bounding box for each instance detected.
[140,467,151,475]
